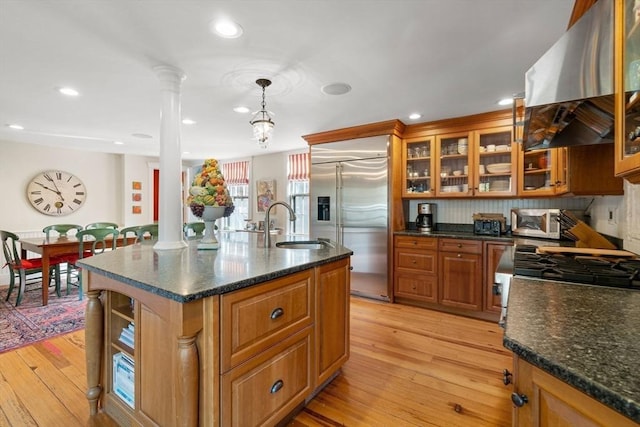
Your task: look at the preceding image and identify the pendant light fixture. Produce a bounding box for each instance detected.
[249,78,274,149]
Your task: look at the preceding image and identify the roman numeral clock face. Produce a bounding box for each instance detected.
[27,170,87,216]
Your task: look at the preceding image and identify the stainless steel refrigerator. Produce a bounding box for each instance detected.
[310,135,389,301]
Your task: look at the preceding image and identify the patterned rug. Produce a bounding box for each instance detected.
[0,283,86,353]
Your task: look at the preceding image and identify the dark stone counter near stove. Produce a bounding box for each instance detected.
[504,277,640,423]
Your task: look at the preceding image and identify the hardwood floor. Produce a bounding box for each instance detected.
[0,297,512,426]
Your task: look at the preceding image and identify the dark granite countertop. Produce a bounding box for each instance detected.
[504,278,640,423]
[395,229,514,243]
[77,232,352,303]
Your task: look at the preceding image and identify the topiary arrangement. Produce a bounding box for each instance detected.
[186,158,235,218]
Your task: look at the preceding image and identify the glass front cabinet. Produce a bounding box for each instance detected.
[403,137,435,197]
[518,147,568,196]
[615,0,640,182]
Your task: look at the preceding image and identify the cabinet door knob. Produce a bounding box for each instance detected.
[270,379,284,394]
[412,259,417,264]
[270,307,284,320]
[502,369,512,385]
[457,243,462,248]
[511,393,528,407]
[457,253,462,258]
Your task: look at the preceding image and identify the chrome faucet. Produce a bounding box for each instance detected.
[264,201,297,247]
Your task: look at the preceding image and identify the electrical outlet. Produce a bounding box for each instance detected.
[608,208,617,225]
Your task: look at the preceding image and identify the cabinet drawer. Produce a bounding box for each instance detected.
[221,328,312,427]
[221,270,313,371]
[394,271,437,303]
[395,250,437,273]
[439,238,482,254]
[395,235,438,250]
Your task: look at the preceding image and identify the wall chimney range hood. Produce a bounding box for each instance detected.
[522,0,614,151]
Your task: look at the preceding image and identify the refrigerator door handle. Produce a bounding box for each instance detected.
[336,163,343,245]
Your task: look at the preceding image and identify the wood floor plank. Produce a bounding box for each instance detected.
[0,297,511,426]
[15,343,88,423]
[0,350,77,426]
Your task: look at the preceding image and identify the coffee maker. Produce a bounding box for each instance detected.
[416,203,435,233]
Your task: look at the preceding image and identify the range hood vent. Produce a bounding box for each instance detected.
[522,0,614,151]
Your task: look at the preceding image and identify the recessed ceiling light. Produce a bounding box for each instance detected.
[210,19,243,38]
[234,106,250,114]
[7,124,24,130]
[58,87,80,97]
[409,113,422,120]
[182,118,196,125]
[132,133,153,139]
[498,98,514,106]
[113,140,124,145]
[321,82,352,96]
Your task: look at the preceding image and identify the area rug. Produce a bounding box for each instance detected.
[0,283,86,353]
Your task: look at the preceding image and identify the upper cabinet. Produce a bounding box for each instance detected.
[615,0,640,182]
[518,147,568,196]
[403,137,435,196]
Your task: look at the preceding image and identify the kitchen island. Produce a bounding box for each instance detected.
[504,277,640,425]
[78,232,352,426]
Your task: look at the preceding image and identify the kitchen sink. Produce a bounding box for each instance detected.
[275,240,333,250]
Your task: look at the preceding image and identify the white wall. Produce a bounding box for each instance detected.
[0,140,124,233]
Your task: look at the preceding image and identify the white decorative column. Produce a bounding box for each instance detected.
[153,65,188,250]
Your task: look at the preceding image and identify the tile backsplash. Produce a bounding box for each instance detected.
[407,197,594,227]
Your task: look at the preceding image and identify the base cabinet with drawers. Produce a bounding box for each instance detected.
[393,234,504,321]
[85,257,350,427]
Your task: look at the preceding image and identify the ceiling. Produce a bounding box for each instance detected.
[0,0,575,161]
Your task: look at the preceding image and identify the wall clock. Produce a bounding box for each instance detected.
[26,170,87,216]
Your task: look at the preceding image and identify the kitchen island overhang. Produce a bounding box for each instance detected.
[80,232,352,426]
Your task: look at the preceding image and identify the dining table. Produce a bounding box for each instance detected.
[20,235,136,305]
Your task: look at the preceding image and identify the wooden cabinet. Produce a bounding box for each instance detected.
[615,0,640,182]
[484,241,511,313]
[403,137,435,197]
[438,239,482,311]
[393,235,502,321]
[435,131,474,197]
[315,258,350,386]
[393,235,438,303]
[474,126,518,196]
[512,356,638,427]
[88,257,351,427]
[518,147,568,196]
[518,144,623,196]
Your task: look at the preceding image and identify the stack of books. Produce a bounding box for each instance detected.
[118,322,135,349]
[113,352,135,408]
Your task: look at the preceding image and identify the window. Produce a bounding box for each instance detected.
[287,153,309,235]
[221,161,250,231]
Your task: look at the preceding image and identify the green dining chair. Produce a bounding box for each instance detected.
[66,228,120,300]
[43,224,83,238]
[85,222,119,230]
[183,221,205,238]
[119,226,140,245]
[1,230,65,306]
[136,223,159,241]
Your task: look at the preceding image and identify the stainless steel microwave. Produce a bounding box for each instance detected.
[511,208,561,239]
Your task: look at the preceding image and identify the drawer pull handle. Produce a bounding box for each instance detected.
[457,253,462,258]
[412,259,417,264]
[457,243,462,248]
[270,307,284,320]
[270,379,284,394]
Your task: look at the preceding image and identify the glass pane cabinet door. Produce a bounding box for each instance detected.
[520,149,555,195]
[617,0,640,180]
[519,147,568,195]
[475,127,516,196]
[403,138,434,196]
[436,133,471,197]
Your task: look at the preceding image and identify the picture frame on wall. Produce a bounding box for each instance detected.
[256,179,276,212]
[132,181,142,190]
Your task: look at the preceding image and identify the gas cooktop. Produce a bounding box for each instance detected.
[513,245,640,290]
